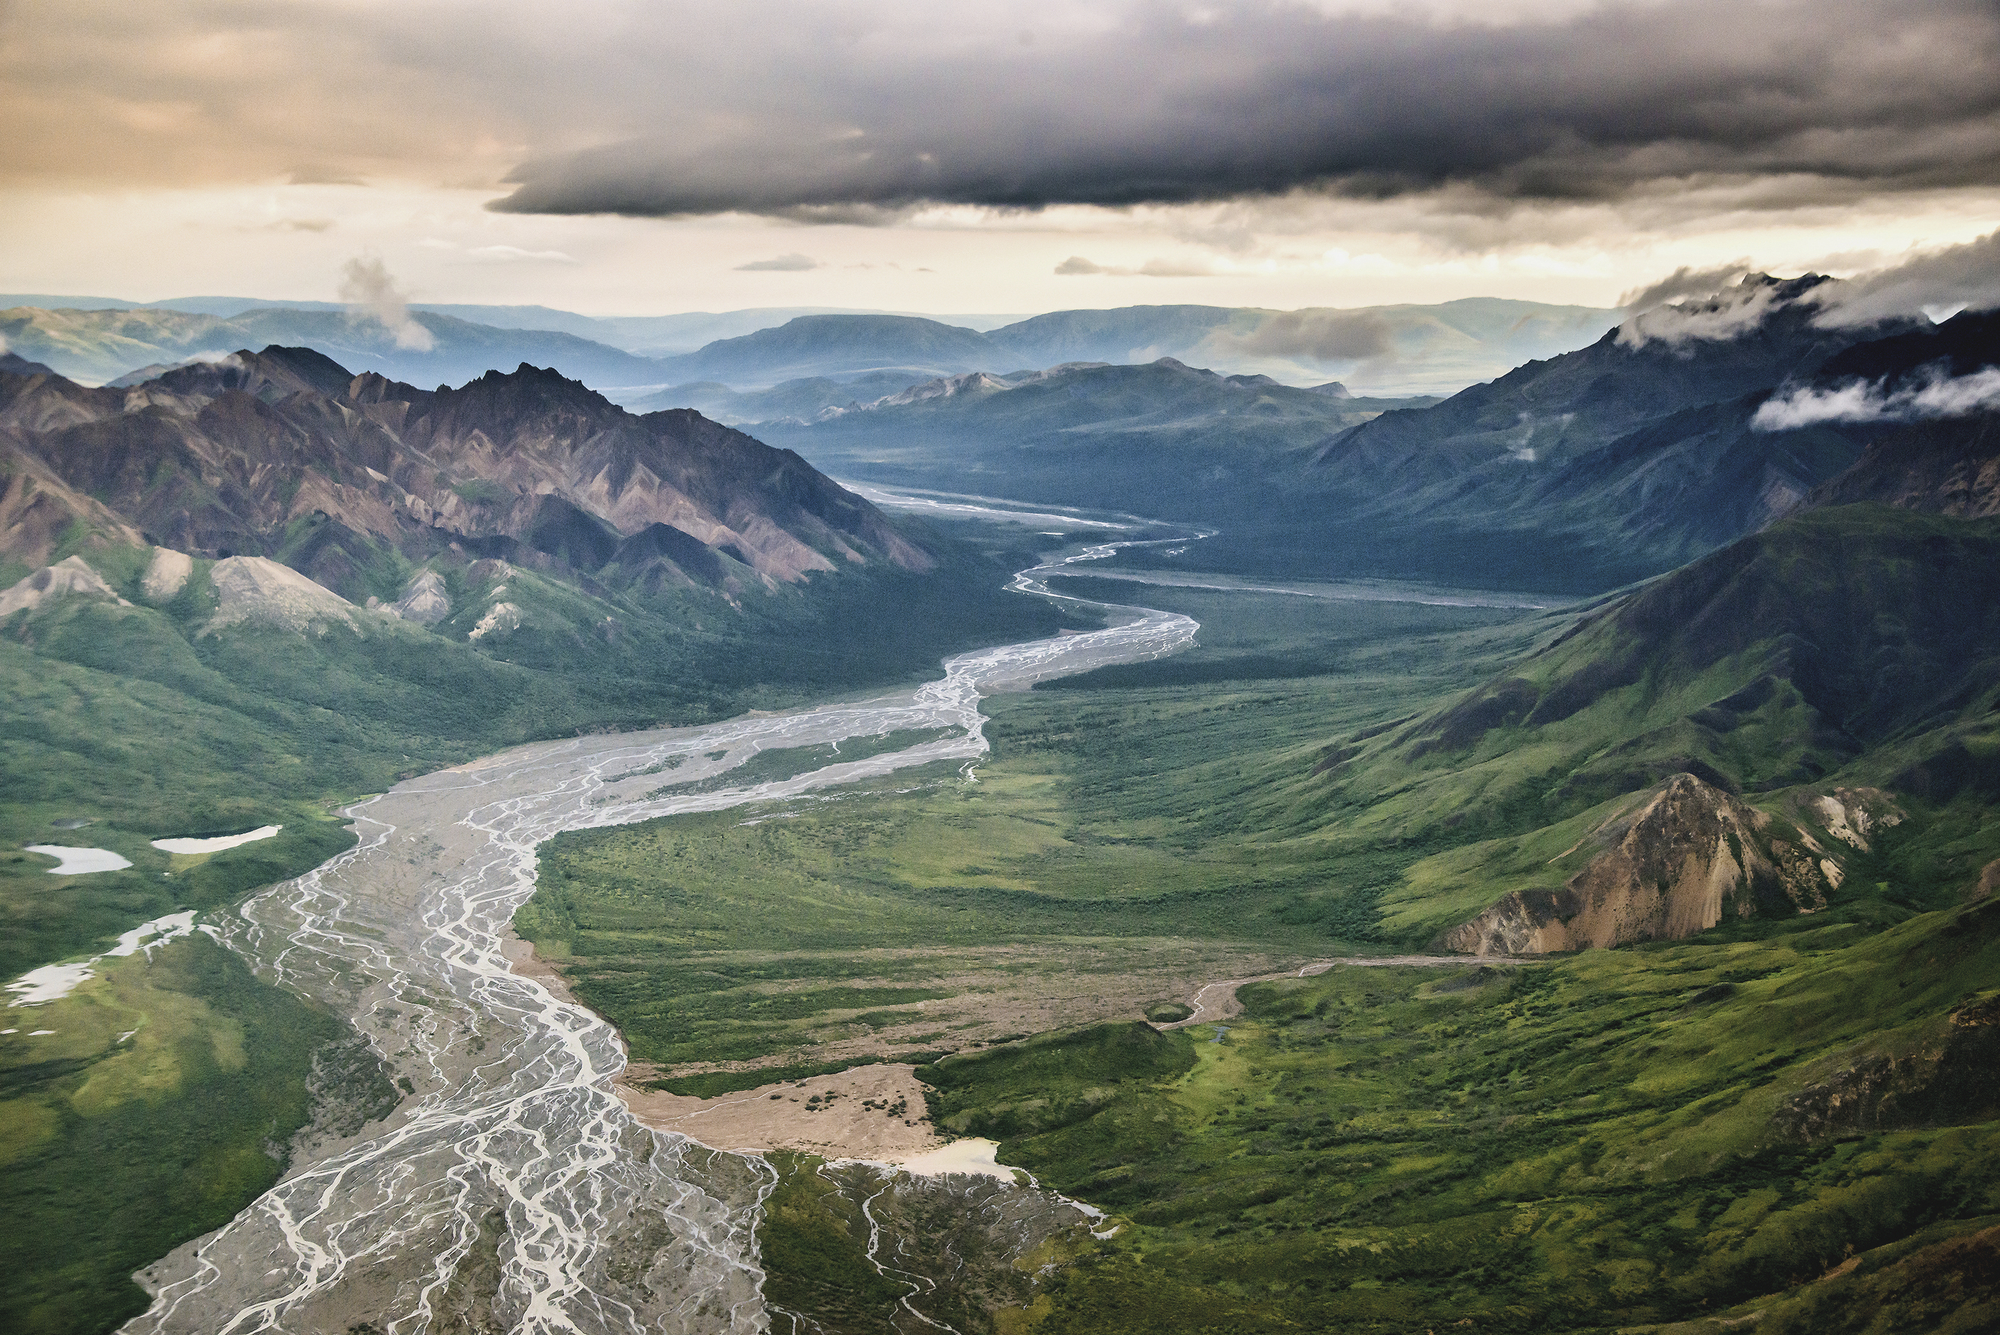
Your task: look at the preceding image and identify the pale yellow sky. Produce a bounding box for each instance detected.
[6,180,1995,316]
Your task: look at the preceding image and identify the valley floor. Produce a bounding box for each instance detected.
[521,568,2000,1334]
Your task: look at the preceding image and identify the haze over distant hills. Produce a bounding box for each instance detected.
[765,279,1995,592]
[0,305,670,393]
[1,294,1618,400]
[643,299,1618,396]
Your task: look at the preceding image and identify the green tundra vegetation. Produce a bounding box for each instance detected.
[0,934,379,1334]
[523,503,2000,1331]
[512,587,1547,1076]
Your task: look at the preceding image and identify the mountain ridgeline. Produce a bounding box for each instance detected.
[766,280,1995,593]
[2,296,1621,403]
[1311,315,2000,957]
[0,345,925,598]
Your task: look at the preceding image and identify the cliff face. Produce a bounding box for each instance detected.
[1442,773,1839,955]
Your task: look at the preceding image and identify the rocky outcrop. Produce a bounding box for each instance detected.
[1776,993,2000,1141]
[1442,773,1823,954]
[0,555,131,617]
[468,601,521,641]
[1810,787,1905,852]
[389,568,451,625]
[140,546,193,602]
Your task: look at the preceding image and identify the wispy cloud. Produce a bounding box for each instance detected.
[337,256,435,351]
[465,244,578,263]
[1752,366,2000,429]
[1806,230,2000,328]
[735,252,822,272]
[1616,276,1799,348]
[1054,255,1219,277]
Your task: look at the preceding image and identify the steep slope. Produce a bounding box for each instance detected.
[1779,309,2000,517]
[1289,276,1889,582]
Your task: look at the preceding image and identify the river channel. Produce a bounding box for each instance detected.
[125,500,1200,1335]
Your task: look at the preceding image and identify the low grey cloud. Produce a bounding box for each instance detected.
[1616,229,2000,346]
[1616,276,1795,348]
[1229,309,1397,363]
[1752,366,2000,429]
[337,256,435,351]
[1806,230,2000,327]
[1616,263,1752,313]
[735,253,823,272]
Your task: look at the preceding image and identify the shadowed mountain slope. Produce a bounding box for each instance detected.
[1317,502,2000,952]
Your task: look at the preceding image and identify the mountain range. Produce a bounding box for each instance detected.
[0,346,926,611]
[768,278,1986,592]
[1,296,1618,400]
[641,298,1617,396]
[0,306,670,394]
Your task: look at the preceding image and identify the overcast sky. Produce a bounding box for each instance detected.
[3,0,1997,316]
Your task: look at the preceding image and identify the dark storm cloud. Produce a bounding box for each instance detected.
[489,0,2000,218]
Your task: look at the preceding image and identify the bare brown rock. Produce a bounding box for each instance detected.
[1443,773,1819,954]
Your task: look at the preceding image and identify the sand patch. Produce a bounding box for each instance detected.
[864,1137,1018,1181]
[618,1062,942,1160]
[502,930,580,1007]
[150,825,282,855]
[0,556,130,617]
[204,556,358,634]
[24,845,132,875]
